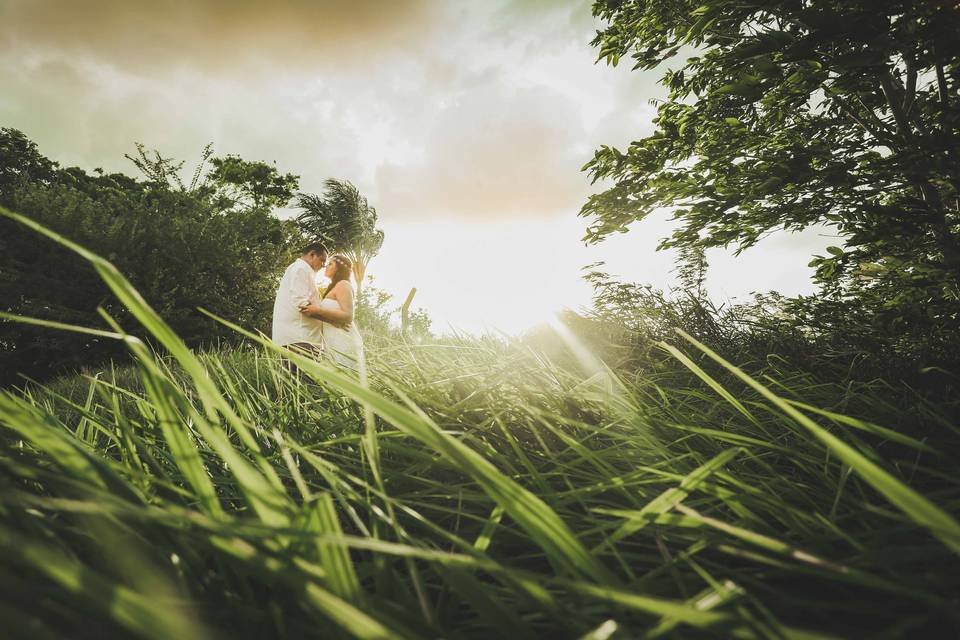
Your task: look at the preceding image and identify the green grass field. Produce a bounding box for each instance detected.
[2,210,960,639]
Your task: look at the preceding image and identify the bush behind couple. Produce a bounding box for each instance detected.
[271,242,363,369]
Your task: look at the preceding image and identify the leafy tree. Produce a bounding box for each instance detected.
[582,0,960,352]
[207,154,300,211]
[0,130,301,386]
[0,127,57,201]
[125,144,299,212]
[295,178,385,295]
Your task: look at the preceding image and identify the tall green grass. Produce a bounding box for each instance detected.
[2,205,959,639]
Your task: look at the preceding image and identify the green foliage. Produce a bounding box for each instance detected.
[125,144,299,210]
[353,278,395,334]
[0,130,301,386]
[207,154,300,211]
[0,127,57,200]
[583,0,960,353]
[296,179,385,293]
[402,306,433,342]
[528,268,814,384]
[124,141,213,192]
[572,266,960,395]
[354,278,432,340]
[2,209,959,638]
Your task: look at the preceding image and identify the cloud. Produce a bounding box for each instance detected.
[360,1,666,221]
[374,81,592,220]
[0,0,432,74]
[0,0,665,224]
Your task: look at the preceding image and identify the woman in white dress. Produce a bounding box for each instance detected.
[301,254,364,370]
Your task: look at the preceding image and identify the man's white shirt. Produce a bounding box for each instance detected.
[272,258,325,346]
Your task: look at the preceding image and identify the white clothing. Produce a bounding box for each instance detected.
[320,297,364,369]
[271,258,325,346]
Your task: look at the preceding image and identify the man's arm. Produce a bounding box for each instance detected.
[301,283,353,327]
[289,264,315,311]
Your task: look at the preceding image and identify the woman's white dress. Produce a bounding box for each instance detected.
[320,297,364,370]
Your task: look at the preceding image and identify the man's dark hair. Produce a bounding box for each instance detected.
[302,241,328,256]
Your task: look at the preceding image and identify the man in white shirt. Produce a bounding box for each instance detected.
[272,241,336,353]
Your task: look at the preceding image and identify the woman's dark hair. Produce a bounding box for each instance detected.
[324,254,353,299]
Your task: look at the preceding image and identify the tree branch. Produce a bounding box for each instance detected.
[936,62,949,108]
[830,93,895,147]
[852,92,898,139]
[902,57,917,114]
[879,70,914,141]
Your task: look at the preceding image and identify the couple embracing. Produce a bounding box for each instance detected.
[271,241,363,370]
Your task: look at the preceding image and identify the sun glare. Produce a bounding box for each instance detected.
[370,217,595,335]
[369,213,829,336]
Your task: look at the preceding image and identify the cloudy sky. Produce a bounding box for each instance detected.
[1,0,833,333]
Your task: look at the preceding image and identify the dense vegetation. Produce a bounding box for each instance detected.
[583,0,960,364]
[1,208,958,639]
[0,128,305,386]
